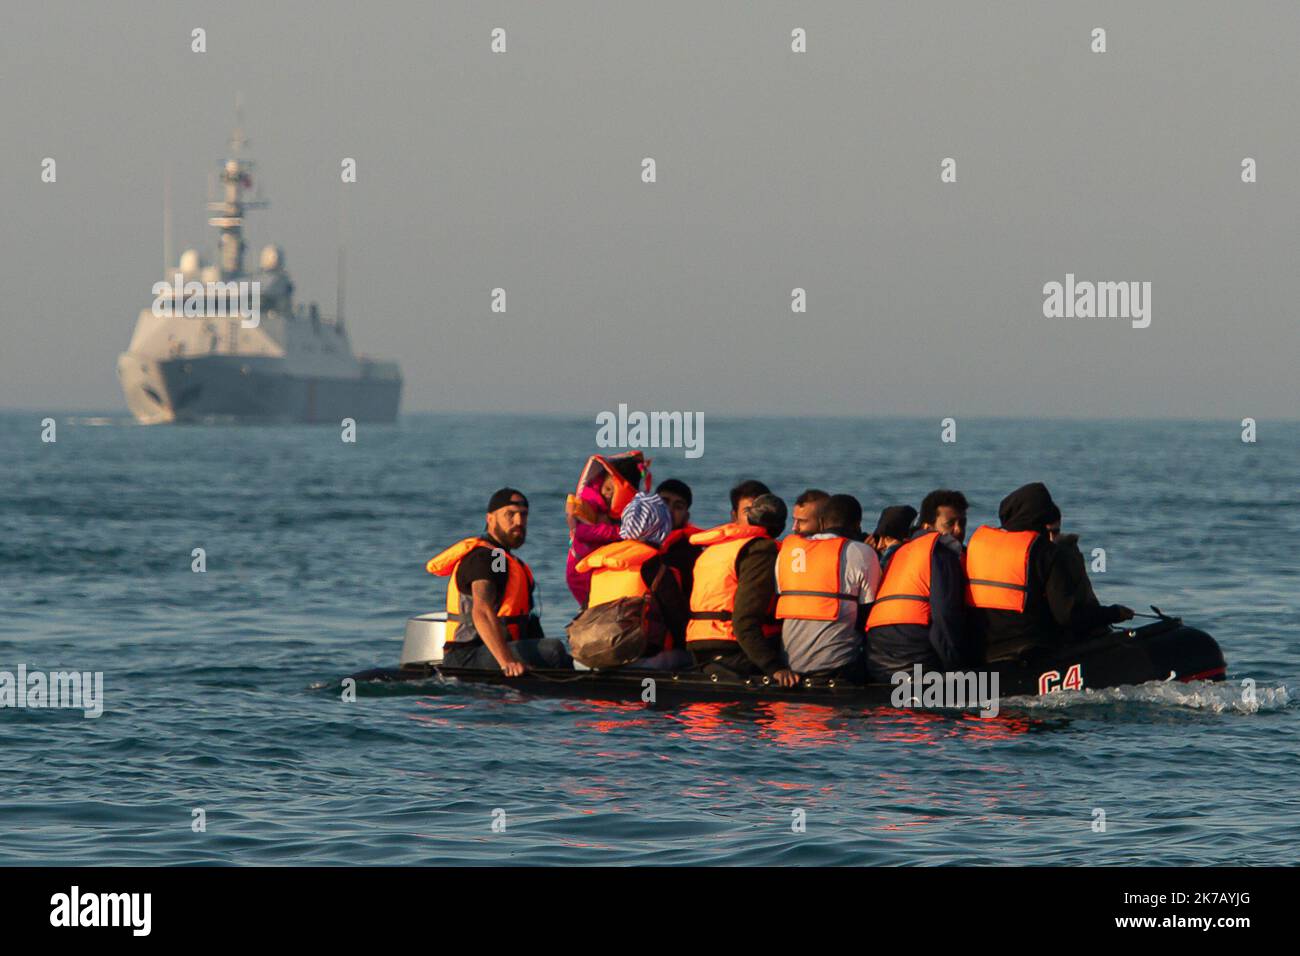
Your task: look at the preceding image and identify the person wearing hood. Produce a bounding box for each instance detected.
[867,504,919,571]
[1045,502,1133,640]
[966,482,1134,662]
[864,490,974,681]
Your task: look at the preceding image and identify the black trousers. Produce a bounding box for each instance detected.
[694,651,867,685]
[692,650,763,679]
[802,658,868,686]
[442,638,572,670]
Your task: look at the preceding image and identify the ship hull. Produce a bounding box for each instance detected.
[117,353,401,425]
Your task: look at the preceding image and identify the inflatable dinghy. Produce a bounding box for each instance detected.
[346,611,1227,707]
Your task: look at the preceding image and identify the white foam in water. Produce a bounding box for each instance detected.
[1006,679,1291,715]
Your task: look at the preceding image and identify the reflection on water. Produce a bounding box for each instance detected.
[3,412,1297,864]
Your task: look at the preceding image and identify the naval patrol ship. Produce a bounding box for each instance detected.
[118,125,402,424]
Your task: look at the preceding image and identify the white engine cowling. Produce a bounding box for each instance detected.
[400,612,447,666]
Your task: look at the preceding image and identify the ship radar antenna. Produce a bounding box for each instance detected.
[207,95,267,279]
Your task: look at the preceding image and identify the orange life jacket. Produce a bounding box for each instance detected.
[425,537,535,643]
[576,539,660,606]
[686,523,773,643]
[865,531,940,630]
[774,535,855,621]
[964,526,1039,612]
[661,523,703,551]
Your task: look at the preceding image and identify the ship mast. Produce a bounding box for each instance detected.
[206,100,267,280]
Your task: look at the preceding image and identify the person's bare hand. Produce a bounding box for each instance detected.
[1114,606,1135,622]
[771,668,799,688]
[500,657,526,677]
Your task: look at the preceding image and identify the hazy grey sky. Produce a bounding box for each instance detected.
[2,1,1296,418]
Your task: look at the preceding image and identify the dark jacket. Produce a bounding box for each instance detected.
[689,536,783,675]
[640,554,690,651]
[866,530,973,681]
[1053,533,1131,639]
[660,534,703,605]
[974,483,1126,662]
[878,542,903,574]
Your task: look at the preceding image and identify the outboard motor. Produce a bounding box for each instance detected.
[399,612,447,668]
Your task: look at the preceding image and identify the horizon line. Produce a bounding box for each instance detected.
[1,407,1295,426]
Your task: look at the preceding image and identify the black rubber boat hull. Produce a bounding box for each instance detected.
[348,619,1226,707]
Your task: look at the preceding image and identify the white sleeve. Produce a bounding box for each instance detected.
[850,542,883,603]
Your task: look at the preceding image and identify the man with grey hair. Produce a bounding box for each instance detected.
[685,493,798,687]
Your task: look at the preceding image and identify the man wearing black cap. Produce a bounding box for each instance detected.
[867,505,918,572]
[425,488,571,675]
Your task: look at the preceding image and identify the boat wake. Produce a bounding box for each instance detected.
[312,673,455,698]
[64,417,125,427]
[1005,678,1291,715]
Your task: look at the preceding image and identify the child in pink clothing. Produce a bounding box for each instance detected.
[565,478,622,607]
[564,454,649,607]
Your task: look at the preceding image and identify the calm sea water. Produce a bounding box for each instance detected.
[1,412,1296,865]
